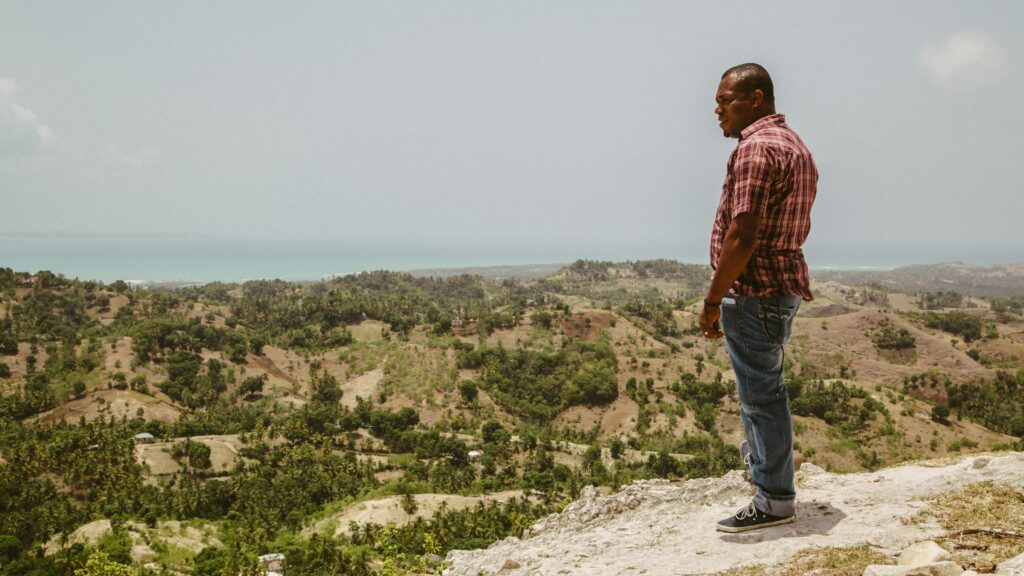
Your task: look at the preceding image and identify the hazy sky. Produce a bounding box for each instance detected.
[2,1,1022,268]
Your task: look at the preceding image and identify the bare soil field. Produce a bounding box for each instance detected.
[45,519,221,557]
[88,293,130,326]
[349,320,389,342]
[304,490,532,538]
[36,389,181,424]
[136,434,247,477]
[340,368,383,408]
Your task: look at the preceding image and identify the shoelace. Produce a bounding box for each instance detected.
[734,503,758,521]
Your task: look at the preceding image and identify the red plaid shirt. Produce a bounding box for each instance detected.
[710,114,817,300]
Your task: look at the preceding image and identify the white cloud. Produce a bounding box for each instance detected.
[0,76,59,153]
[918,31,1009,92]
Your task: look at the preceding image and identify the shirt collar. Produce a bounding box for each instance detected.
[740,113,786,140]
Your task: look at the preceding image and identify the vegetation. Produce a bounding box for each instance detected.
[789,378,889,435]
[919,310,986,342]
[0,262,1019,574]
[917,291,964,310]
[456,337,619,421]
[870,321,916,350]
[989,295,1024,321]
[946,370,1024,437]
[922,482,1024,572]
[719,545,888,576]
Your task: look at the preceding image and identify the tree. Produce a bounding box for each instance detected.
[583,444,602,466]
[931,404,951,423]
[0,333,17,356]
[74,551,133,576]
[189,442,212,470]
[650,451,679,477]
[240,374,267,398]
[609,437,625,460]
[310,369,342,404]
[192,547,228,576]
[0,534,22,563]
[458,380,478,403]
[481,420,510,445]
[110,372,128,390]
[398,484,418,515]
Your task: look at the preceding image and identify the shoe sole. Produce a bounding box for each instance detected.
[715,515,794,533]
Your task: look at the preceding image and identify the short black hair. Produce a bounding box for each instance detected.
[722,63,774,104]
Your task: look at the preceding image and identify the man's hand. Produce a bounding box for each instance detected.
[700,303,724,339]
[702,212,760,340]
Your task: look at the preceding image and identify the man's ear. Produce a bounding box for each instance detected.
[750,89,765,109]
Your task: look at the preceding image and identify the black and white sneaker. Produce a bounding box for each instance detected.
[716,502,794,533]
[739,440,752,484]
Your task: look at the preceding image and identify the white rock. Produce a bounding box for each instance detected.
[898,541,951,566]
[862,562,963,576]
[799,462,826,475]
[962,571,979,576]
[997,551,1024,574]
[443,453,1024,576]
[869,531,921,552]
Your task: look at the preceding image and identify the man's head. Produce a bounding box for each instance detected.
[715,63,776,139]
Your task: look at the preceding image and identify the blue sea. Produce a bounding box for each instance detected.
[2,234,1017,284]
[0,235,580,284]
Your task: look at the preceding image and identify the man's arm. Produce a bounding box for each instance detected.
[700,212,761,339]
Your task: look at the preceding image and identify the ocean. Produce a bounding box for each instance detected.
[0,235,577,284]
[2,234,1016,285]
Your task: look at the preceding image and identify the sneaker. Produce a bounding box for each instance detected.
[739,440,752,484]
[716,502,794,533]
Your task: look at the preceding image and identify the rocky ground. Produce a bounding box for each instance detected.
[444,452,1024,576]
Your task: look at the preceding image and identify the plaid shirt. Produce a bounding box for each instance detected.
[710,114,817,300]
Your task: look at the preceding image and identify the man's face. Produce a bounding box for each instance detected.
[715,74,760,139]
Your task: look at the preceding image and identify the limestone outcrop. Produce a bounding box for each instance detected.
[444,453,1024,575]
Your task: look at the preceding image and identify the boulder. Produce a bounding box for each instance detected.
[799,462,826,476]
[898,541,951,566]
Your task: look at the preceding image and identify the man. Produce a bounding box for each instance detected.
[699,63,817,532]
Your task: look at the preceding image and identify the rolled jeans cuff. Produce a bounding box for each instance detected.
[754,491,795,518]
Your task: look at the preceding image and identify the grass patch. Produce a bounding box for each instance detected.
[379,346,456,403]
[919,481,1024,572]
[717,545,887,575]
[339,340,396,376]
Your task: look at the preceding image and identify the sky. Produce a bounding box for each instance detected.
[1,1,1022,272]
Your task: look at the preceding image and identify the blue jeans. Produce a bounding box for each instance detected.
[720,294,800,517]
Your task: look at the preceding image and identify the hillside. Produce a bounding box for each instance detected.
[0,262,1022,574]
[814,262,1024,297]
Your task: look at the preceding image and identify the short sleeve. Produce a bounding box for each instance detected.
[729,141,774,220]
